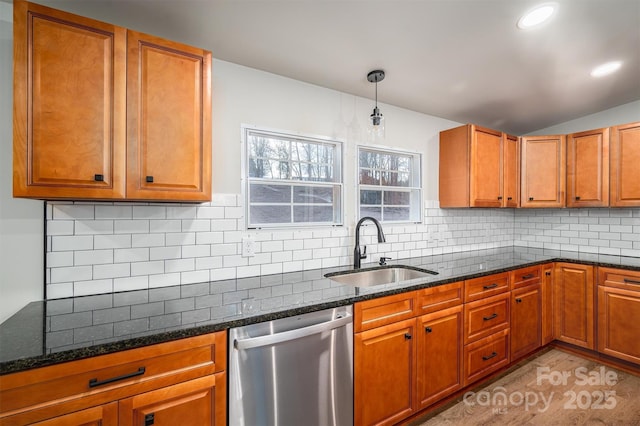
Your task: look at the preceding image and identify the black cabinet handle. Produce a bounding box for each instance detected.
[145,414,155,426]
[575,196,581,200]
[88,367,145,388]
[482,351,498,361]
[624,278,640,285]
[545,271,551,276]
[498,196,503,200]
[483,313,498,321]
[482,283,498,290]
[404,333,412,340]
[507,197,513,201]
[515,298,523,303]
[94,174,104,182]
[425,327,432,333]
[146,176,154,183]
[529,197,534,201]
[522,274,535,279]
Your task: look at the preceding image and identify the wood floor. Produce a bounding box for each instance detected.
[410,349,640,426]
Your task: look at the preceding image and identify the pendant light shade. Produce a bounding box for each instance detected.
[367,70,385,141]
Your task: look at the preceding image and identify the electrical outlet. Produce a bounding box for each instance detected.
[242,235,255,257]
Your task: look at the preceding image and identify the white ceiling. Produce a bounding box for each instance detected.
[27,0,640,134]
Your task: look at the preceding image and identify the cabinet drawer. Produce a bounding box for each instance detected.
[0,332,226,423]
[464,329,510,386]
[598,267,640,291]
[464,272,509,302]
[355,292,416,332]
[416,281,463,315]
[510,265,541,289]
[464,292,510,344]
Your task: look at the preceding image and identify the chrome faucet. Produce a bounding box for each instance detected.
[354,216,386,269]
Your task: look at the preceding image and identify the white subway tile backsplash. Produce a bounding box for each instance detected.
[45,200,639,298]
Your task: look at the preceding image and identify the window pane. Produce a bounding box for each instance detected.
[250,205,291,224]
[294,205,334,222]
[383,207,410,221]
[360,206,381,220]
[360,190,382,205]
[381,171,410,187]
[360,169,380,185]
[250,136,289,160]
[384,191,410,205]
[250,184,291,203]
[293,186,334,204]
[359,151,378,168]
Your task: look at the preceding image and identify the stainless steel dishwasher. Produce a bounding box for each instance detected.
[228,306,353,426]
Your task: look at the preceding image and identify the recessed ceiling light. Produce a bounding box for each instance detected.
[590,61,623,77]
[517,3,556,29]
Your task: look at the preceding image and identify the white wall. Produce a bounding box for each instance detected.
[528,100,640,135]
[0,7,44,324]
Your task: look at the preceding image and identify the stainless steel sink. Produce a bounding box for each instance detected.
[325,266,437,288]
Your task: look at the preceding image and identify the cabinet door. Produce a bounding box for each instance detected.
[598,285,640,364]
[503,134,519,207]
[13,0,126,199]
[510,284,541,360]
[355,319,416,426]
[126,30,212,201]
[520,135,566,207]
[119,373,225,426]
[541,264,554,345]
[470,126,503,207]
[610,122,640,207]
[416,306,462,410]
[554,263,594,349]
[29,403,118,426]
[566,127,609,207]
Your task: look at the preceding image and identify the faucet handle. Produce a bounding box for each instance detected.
[360,245,367,260]
[379,256,392,266]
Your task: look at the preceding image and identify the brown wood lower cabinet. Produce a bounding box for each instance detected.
[354,282,463,426]
[0,332,226,426]
[510,283,542,360]
[416,305,463,410]
[355,318,416,426]
[597,267,640,364]
[554,263,595,349]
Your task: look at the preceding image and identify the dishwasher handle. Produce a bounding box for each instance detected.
[234,311,352,350]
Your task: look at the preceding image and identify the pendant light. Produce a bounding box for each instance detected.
[367,70,385,141]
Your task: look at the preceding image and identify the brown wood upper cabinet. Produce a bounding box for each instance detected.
[439,124,518,208]
[566,127,609,207]
[520,134,566,208]
[610,121,640,207]
[13,0,212,202]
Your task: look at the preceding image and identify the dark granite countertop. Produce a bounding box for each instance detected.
[2,246,639,375]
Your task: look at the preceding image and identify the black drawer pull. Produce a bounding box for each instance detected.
[497,196,503,200]
[507,197,513,201]
[515,298,523,303]
[404,333,412,340]
[145,413,155,426]
[575,196,581,200]
[88,367,145,388]
[529,197,534,201]
[522,274,535,279]
[425,327,432,333]
[146,176,154,183]
[482,283,498,290]
[483,313,498,321]
[94,174,104,182]
[623,278,640,285]
[545,271,551,276]
[482,351,498,361]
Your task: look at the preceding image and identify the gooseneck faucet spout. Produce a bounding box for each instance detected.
[354,216,386,269]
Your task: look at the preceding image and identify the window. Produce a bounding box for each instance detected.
[244,127,343,228]
[358,147,422,223]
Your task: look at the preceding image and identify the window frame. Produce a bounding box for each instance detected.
[242,125,344,229]
[356,144,423,224]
